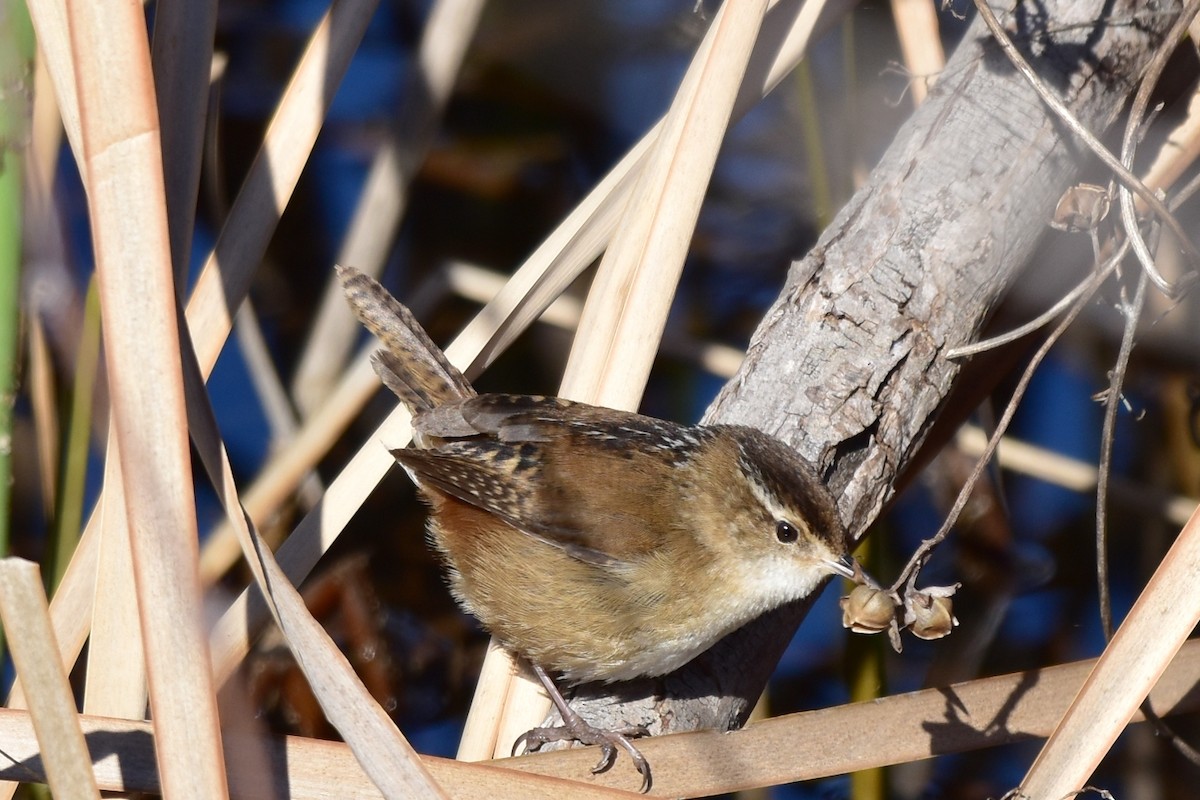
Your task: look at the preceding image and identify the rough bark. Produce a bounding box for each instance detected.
[561,0,1183,742]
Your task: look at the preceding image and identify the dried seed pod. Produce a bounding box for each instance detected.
[840,584,898,634]
[1050,183,1110,232]
[906,591,958,640]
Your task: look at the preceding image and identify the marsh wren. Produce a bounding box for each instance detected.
[339,265,855,791]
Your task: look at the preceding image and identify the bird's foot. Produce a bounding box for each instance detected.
[514,718,651,792]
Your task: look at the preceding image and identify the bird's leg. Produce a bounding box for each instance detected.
[512,664,652,793]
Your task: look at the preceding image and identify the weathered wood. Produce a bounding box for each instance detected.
[562,0,1183,754]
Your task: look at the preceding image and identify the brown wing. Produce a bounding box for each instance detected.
[394,394,710,565]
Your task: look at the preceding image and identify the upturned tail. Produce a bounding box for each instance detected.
[337,265,475,413]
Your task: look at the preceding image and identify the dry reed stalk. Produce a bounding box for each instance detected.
[0,708,644,799]
[26,0,82,182]
[456,0,856,763]
[480,0,772,760]
[292,0,485,415]
[7,0,380,739]
[957,426,1197,528]
[450,0,857,379]
[62,0,230,792]
[888,0,944,106]
[17,1,861,791]
[29,48,63,194]
[0,559,99,798]
[26,319,57,516]
[499,638,1200,796]
[181,338,446,797]
[207,407,414,681]
[5,641,1200,796]
[195,0,856,762]
[81,435,145,721]
[1020,507,1200,796]
[150,0,216,283]
[184,0,380,372]
[198,352,379,582]
[559,0,768,404]
[208,0,857,644]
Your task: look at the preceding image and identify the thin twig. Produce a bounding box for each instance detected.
[957,3,1200,757]
[971,0,1200,287]
[1095,267,1148,639]
[1093,237,1200,768]
[234,301,325,510]
[1105,5,1200,755]
[1116,0,1200,295]
[945,269,1093,358]
[890,244,1125,593]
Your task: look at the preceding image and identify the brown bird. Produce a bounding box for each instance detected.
[339,265,854,792]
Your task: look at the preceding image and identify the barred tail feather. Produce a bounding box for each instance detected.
[337,265,475,413]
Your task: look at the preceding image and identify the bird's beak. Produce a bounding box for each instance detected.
[825,554,858,579]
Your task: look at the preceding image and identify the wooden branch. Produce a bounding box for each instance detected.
[560,0,1184,746]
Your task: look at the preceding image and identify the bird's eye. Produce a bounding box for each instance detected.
[775,520,799,543]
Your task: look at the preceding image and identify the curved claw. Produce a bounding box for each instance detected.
[610,734,651,793]
[512,727,560,757]
[588,741,617,775]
